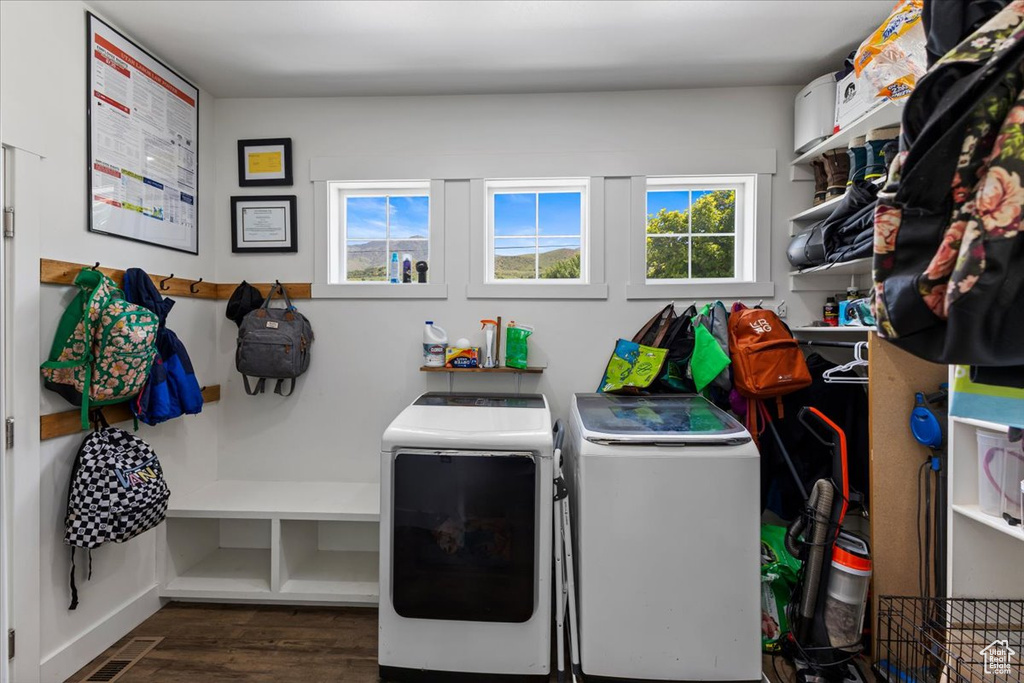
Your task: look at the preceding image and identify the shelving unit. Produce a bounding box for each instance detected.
[947,404,1024,598]
[788,177,886,224]
[790,326,874,334]
[792,100,904,167]
[787,102,900,295]
[420,365,546,394]
[788,257,872,293]
[789,257,872,277]
[160,480,381,604]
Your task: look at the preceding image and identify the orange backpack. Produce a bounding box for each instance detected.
[728,305,812,430]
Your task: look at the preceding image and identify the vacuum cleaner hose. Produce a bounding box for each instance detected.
[799,479,835,631]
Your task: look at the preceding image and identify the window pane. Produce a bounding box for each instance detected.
[494,193,537,237]
[346,196,387,239]
[538,192,581,236]
[646,235,689,279]
[646,190,690,234]
[691,236,735,278]
[539,237,580,279]
[347,240,386,281]
[389,195,430,239]
[391,239,430,279]
[494,237,537,280]
[691,190,736,234]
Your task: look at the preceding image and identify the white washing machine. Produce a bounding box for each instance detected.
[379,392,553,683]
[564,393,761,682]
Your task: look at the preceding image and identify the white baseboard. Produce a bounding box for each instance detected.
[39,584,162,683]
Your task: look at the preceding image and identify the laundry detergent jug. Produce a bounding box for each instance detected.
[423,321,447,367]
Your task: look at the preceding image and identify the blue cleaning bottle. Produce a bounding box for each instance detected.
[389,252,400,283]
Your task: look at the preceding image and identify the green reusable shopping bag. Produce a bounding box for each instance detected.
[598,339,668,394]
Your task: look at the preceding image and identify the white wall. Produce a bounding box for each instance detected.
[2,2,220,680]
[2,2,825,679]
[211,88,817,485]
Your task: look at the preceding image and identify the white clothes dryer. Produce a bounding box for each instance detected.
[563,393,761,682]
[379,392,553,683]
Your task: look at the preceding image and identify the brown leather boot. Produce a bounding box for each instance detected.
[811,158,827,205]
[822,148,850,199]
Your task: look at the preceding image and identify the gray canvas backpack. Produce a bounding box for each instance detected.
[236,284,313,396]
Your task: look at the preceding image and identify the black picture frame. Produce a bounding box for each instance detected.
[237,138,293,187]
[86,12,200,254]
[231,195,298,253]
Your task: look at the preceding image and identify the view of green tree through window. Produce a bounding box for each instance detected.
[489,183,586,281]
[646,188,736,280]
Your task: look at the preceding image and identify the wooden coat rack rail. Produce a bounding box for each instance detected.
[40,259,312,300]
[40,386,222,441]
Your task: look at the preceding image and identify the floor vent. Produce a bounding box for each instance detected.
[82,636,163,682]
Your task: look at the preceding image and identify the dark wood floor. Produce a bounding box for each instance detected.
[69,602,789,683]
[68,603,380,682]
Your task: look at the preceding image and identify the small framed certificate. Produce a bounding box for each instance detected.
[237,138,293,186]
[231,195,297,253]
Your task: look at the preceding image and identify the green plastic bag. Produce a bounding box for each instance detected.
[598,339,668,393]
[761,524,801,652]
[505,323,533,369]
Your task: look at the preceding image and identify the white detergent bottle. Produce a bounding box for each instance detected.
[423,321,447,367]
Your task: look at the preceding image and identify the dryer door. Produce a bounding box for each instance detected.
[391,449,536,623]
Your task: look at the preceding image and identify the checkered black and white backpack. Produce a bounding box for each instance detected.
[65,426,170,609]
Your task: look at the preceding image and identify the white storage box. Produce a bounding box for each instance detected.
[834,71,888,133]
[795,73,837,153]
[977,429,1024,520]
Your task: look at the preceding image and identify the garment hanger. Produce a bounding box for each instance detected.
[823,341,869,384]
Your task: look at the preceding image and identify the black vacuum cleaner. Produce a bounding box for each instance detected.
[766,406,872,683]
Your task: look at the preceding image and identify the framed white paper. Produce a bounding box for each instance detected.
[87,13,200,254]
[231,195,297,253]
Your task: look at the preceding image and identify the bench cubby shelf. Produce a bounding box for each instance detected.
[160,480,380,604]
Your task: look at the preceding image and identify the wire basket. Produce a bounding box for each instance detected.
[875,596,1024,683]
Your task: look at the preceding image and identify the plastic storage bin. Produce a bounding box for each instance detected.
[824,534,872,651]
[977,429,1024,519]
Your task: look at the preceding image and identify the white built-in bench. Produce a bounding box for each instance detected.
[159,480,381,605]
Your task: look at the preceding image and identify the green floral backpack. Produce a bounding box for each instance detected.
[41,268,159,429]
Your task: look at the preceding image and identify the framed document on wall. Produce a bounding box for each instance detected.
[237,138,293,186]
[87,12,200,254]
[231,195,298,253]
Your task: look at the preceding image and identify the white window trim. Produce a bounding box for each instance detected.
[468,177,608,300]
[627,174,775,300]
[485,178,589,284]
[313,179,447,299]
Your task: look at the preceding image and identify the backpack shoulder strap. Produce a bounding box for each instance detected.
[242,376,266,395]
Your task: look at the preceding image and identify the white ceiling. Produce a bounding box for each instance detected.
[87,0,895,98]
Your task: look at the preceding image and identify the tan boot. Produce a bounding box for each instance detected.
[811,158,828,205]
[822,149,850,199]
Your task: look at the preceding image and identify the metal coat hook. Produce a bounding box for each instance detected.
[189,277,203,294]
[275,279,284,294]
[90,262,100,270]
[159,274,174,290]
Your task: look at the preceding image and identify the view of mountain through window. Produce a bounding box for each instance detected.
[492,191,582,280]
[646,188,736,280]
[345,194,429,281]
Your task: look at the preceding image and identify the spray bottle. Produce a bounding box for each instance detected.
[480,319,498,368]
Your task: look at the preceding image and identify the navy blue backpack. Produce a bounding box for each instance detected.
[123,269,204,425]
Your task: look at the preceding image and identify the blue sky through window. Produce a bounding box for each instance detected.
[347,195,428,241]
[647,190,691,218]
[494,191,582,255]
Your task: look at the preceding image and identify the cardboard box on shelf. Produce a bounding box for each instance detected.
[834,71,888,133]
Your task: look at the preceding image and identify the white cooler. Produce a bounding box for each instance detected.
[564,393,761,682]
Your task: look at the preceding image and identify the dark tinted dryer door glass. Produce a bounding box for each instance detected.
[392,451,537,623]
